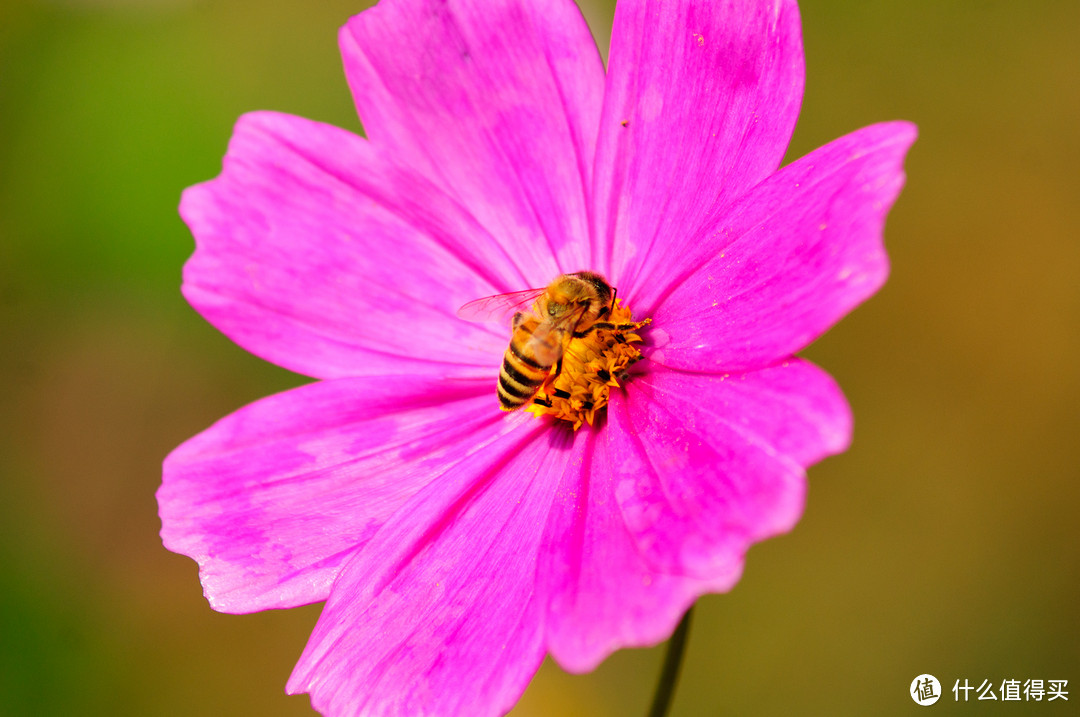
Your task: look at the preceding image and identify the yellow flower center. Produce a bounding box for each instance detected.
[526,300,650,429]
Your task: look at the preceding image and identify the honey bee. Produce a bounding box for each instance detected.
[458,271,624,411]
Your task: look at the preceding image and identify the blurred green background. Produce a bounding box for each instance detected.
[1,0,1077,714]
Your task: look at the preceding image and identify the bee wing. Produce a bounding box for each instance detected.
[456,287,547,324]
[524,320,566,367]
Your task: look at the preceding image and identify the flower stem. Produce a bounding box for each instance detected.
[646,605,694,717]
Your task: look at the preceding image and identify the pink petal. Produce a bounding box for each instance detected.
[540,429,734,673]
[340,0,605,281]
[181,111,513,381]
[593,0,804,281]
[652,359,851,466]
[604,366,812,579]
[540,360,846,670]
[157,374,509,613]
[645,121,917,372]
[287,420,582,717]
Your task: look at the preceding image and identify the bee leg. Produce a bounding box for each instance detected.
[591,321,639,331]
[512,312,525,330]
[572,325,599,339]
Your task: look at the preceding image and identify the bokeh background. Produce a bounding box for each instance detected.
[2,0,1077,714]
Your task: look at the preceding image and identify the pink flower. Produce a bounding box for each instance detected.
[158,0,914,714]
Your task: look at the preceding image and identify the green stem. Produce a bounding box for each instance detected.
[647,605,694,717]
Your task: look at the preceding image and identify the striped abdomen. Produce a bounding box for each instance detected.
[498,317,560,410]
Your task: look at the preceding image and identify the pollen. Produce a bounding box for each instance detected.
[525,300,650,430]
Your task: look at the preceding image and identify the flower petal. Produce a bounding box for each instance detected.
[646,121,917,372]
[540,429,734,673]
[605,366,810,579]
[157,374,505,613]
[593,0,804,282]
[340,0,605,280]
[540,358,847,670]
[181,111,513,380]
[287,420,582,717]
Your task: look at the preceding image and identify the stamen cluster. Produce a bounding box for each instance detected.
[526,301,649,429]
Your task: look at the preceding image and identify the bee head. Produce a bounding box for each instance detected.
[568,271,612,307]
[545,272,614,325]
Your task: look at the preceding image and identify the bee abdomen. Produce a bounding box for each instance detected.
[498,350,548,410]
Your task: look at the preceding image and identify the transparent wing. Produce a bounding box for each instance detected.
[524,320,565,367]
[456,287,546,324]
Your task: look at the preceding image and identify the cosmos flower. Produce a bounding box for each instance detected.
[158,0,914,714]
